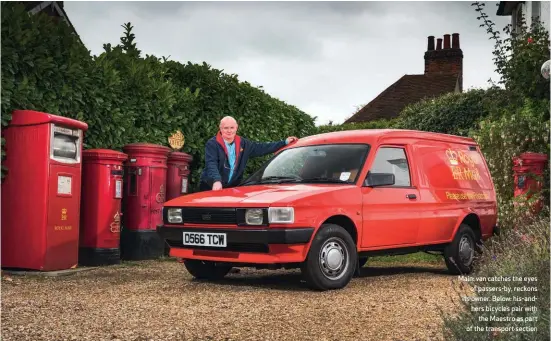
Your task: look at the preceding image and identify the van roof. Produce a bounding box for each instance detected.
[296,129,477,146]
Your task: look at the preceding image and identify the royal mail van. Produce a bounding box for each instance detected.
[157,129,498,290]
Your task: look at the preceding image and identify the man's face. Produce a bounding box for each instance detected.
[220,119,238,142]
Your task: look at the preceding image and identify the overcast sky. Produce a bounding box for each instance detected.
[65,1,512,126]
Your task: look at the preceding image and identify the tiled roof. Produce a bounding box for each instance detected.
[344,74,459,123]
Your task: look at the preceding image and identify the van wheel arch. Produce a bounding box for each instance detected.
[319,215,358,245]
[458,213,482,247]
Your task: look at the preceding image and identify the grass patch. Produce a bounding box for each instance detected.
[440,208,550,340]
[369,252,444,264]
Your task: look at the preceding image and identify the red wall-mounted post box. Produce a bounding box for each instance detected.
[79,149,128,266]
[166,151,193,201]
[512,152,548,214]
[1,110,88,271]
[121,143,171,260]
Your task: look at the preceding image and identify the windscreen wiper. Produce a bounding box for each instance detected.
[259,176,302,184]
[299,177,349,184]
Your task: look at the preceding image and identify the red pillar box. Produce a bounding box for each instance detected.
[166,151,194,201]
[79,149,128,266]
[1,110,88,271]
[512,152,549,214]
[121,143,171,260]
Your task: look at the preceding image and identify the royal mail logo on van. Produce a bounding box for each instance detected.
[446,149,459,165]
[446,149,480,181]
[446,149,476,167]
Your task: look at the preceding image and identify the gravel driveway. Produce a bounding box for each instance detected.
[2,259,461,341]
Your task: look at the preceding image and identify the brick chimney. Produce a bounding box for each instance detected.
[424,33,463,92]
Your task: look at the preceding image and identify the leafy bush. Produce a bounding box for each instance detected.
[472,2,550,101]
[393,88,505,136]
[441,210,550,341]
[471,99,550,226]
[164,61,317,185]
[1,4,199,174]
[1,3,316,190]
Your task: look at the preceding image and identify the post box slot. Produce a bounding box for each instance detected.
[111,170,123,176]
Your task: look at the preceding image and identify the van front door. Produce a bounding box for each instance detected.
[360,146,420,248]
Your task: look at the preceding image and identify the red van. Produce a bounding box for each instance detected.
[157,129,498,290]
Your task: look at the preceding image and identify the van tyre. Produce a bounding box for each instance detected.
[301,224,357,291]
[183,260,232,280]
[444,224,476,275]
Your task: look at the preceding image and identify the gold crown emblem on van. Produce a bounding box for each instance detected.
[446,149,458,165]
[168,130,185,150]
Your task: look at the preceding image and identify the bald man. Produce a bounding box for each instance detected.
[199,116,298,191]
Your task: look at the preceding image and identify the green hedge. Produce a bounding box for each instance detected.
[393,88,506,136]
[164,60,317,185]
[1,3,316,190]
[471,98,550,226]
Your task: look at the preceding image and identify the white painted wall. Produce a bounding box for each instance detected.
[511,1,550,33]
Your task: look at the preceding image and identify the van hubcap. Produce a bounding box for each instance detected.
[459,236,474,267]
[319,237,349,280]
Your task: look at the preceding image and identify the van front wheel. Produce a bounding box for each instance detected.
[444,224,476,275]
[301,224,357,291]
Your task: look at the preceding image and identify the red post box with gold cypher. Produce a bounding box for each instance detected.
[512,152,548,214]
[79,149,128,266]
[121,142,171,260]
[1,110,88,271]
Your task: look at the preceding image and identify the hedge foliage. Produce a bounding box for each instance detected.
[393,88,509,137]
[1,3,316,189]
[471,98,550,226]
[163,60,317,184]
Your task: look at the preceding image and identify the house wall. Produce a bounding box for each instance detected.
[541,1,550,31]
[511,1,550,33]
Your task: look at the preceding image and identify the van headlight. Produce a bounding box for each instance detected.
[268,207,294,224]
[245,208,264,225]
[167,208,182,223]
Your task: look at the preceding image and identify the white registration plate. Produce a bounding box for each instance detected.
[183,232,227,247]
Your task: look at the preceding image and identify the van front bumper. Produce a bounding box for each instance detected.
[156,225,314,264]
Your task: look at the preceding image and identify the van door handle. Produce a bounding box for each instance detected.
[406,194,417,199]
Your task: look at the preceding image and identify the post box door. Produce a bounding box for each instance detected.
[45,165,81,270]
[149,168,166,229]
[124,166,152,231]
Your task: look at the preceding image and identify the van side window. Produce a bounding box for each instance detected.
[370,147,411,186]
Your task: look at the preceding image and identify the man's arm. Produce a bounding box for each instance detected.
[248,139,287,158]
[204,140,222,183]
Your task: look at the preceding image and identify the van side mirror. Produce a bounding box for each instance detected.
[364,172,395,187]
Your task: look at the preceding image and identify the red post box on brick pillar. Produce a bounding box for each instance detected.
[121,143,171,260]
[512,152,549,214]
[79,149,128,266]
[166,151,194,201]
[1,110,88,271]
